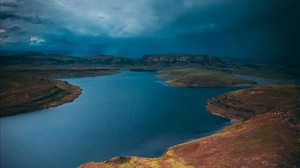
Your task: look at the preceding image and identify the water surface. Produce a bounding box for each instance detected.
[1,71,240,168]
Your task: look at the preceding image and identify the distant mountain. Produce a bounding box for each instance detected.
[222,56,300,66]
[221,56,268,64]
[0,52,227,69]
[80,55,134,65]
[0,51,134,66]
[142,54,225,67]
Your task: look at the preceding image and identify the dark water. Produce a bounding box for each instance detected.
[1,71,241,168]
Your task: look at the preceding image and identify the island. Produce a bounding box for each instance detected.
[81,85,300,168]
[158,68,256,87]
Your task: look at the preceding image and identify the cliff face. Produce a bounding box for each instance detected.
[142,54,225,67]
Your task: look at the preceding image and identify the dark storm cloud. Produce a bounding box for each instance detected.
[1,0,299,62]
[0,11,47,24]
[0,12,20,20]
[0,0,21,9]
[1,2,18,8]
[224,0,300,60]
[158,0,300,60]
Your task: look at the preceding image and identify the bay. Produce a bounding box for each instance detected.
[1,71,240,168]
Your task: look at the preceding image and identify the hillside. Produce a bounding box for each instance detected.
[0,51,134,66]
[0,52,225,69]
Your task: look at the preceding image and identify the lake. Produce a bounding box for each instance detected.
[1,71,240,168]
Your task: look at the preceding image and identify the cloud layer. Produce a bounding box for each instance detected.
[1,0,300,59]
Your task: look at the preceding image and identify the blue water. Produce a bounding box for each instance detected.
[1,71,241,168]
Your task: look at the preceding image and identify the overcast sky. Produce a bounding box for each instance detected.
[0,0,299,59]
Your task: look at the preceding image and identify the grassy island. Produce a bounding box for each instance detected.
[158,68,256,87]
